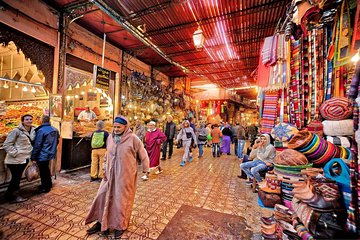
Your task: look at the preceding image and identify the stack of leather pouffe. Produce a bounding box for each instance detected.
[261,204,300,240]
[273,149,312,210]
[291,176,348,239]
[258,173,282,208]
[288,130,351,167]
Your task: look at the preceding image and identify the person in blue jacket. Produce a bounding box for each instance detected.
[31,115,59,193]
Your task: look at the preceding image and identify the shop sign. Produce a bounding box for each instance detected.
[93,65,110,91]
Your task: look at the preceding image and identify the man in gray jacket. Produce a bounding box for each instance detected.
[240,134,275,183]
[161,115,176,160]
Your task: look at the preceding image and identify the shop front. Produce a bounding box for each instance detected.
[0,27,55,186]
[60,55,116,171]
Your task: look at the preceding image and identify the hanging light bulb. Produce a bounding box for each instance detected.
[31,87,36,93]
[3,82,9,89]
[68,85,72,90]
[22,86,28,92]
[14,83,19,89]
[75,83,80,89]
[75,95,79,99]
[81,91,85,95]
[83,81,87,87]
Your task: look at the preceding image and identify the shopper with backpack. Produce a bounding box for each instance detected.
[90,120,109,182]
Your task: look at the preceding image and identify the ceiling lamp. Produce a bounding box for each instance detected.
[75,83,80,88]
[31,87,36,93]
[22,86,28,92]
[14,83,19,88]
[193,26,205,49]
[3,82,9,89]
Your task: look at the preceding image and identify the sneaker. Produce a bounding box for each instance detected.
[180,161,185,167]
[246,180,253,185]
[87,222,101,234]
[141,175,149,181]
[10,196,28,204]
[188,156,193,162]
[155,170,163,175]
[114,229,125,239]
[160,157,166,161]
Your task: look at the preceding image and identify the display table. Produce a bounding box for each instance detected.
[61,137,92,170]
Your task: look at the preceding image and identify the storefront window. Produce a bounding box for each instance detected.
[0,41,48,143]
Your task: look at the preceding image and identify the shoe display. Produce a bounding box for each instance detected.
[114,229,125,239]
[261,215,276,225]
[86,222,101,234]
[141,175,149,181]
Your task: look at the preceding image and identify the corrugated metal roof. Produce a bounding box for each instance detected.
[49,0,290,89]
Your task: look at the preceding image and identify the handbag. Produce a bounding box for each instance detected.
[25,161,40,182]
[198,135,207,141]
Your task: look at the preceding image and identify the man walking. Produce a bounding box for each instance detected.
[31,115,59,193]
[161,115,176,160]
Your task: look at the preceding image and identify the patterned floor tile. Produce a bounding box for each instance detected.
[0,146,271,239]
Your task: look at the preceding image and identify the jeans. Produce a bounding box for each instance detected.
[237,140,246,159]
[234,139,238,155]
[5,162,28,199]
[162,139,174,158]
[182,140,192,162]
[198,144,204,157]
[38,161,52,191]
[212,143,220,157]
[240,159,267,182]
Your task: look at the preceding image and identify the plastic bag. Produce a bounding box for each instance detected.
[25,162,40,182]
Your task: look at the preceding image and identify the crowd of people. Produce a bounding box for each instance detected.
[3,113,271,239]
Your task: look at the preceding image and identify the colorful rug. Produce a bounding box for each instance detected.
[157,205,254,240]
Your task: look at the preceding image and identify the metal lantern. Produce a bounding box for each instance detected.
[193,26,205,49]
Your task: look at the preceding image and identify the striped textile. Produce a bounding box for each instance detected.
[320,97,352,120]
[260,91,279,134]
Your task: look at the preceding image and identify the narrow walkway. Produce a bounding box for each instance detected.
[0,146,270,239]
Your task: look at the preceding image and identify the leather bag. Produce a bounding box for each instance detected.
[258,189,282,208]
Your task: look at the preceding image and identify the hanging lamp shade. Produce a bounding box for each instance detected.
[193,26,205,49]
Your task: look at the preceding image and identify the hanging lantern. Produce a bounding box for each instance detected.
[193,26,205,49]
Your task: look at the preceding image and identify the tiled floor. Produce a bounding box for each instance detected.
[0,146,271,239]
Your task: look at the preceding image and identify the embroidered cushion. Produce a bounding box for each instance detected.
[320,97,352,120]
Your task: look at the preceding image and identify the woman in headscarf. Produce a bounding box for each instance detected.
[176,120,197,166]
[197,123,208,158]
[85,116,149,239]
[142,121,167,180]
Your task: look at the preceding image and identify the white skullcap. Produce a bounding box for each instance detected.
[148,121,156,125]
